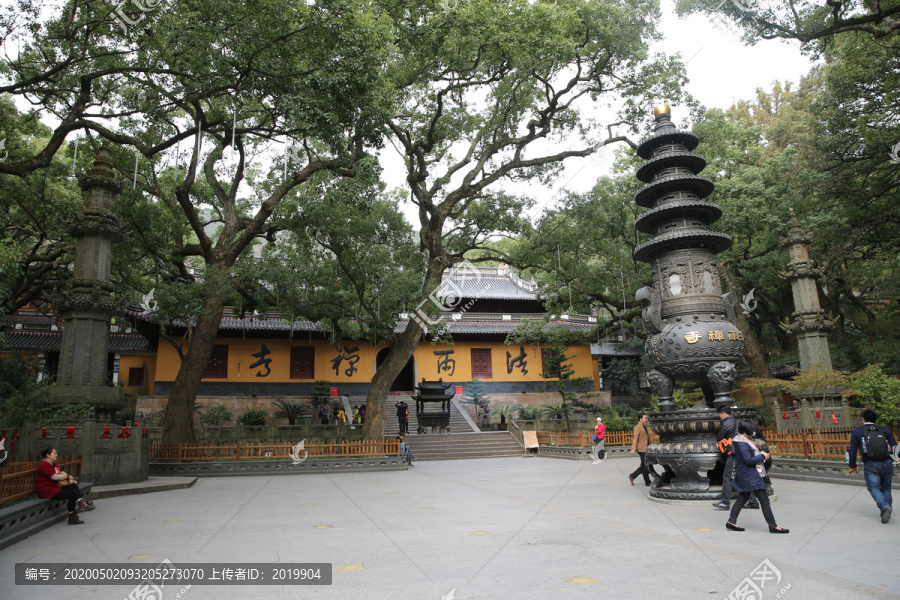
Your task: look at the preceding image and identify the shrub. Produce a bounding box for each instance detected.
[237,408,268,427]
[516,404,541,420]
[200,404,234,427]
[271,399,308,425]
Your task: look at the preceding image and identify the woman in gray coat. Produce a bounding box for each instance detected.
[727,420,789,534]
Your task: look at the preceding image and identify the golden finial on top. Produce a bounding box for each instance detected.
[653,103,671,117]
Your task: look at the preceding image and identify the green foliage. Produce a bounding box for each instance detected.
[848,365,900,428]
[237,408,268,427]
[538,346,593,408]
[271,399,309,425]
[605,358,644,397]
[200,404,234,427]
[308,381,333,410]
[542,401,573,430]
[490,403,518,425]
[0,352,89,431]
[516,404,541,420]
[595,403,640,432]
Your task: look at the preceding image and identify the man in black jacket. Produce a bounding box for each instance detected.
[847,409,897,523]
[713,406,738,510]
[395,400,409,435]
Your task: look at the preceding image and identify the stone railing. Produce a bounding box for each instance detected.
[2,422,148,485]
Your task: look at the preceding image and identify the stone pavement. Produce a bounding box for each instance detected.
[2,456,897,600]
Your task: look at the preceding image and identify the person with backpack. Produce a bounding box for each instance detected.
[847,408,897,523]
[592,417,607,464]
[712,406,738,510]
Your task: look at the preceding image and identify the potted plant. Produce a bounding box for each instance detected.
[490,403,518,431]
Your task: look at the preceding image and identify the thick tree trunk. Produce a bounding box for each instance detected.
[362,317,424,440]
[362,254,446,440]
[161,294,226,444]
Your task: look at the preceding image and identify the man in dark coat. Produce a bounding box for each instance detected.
[713,406,738,510]
[847,408,897,523]
[395,399,409,435]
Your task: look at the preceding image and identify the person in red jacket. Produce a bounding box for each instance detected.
[35,446,95,525]
[592,417,607,463]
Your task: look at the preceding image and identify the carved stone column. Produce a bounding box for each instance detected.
[49,148,125,417]
[780,209,835,372]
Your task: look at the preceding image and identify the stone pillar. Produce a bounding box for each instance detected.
[780,209,835,372]
[49,148,125,417]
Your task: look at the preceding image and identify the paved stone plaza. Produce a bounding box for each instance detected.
[3,456,897,600]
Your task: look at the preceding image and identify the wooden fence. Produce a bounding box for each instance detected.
[536,431,661,447]
[0,456,82,505]
[150,440,400,463]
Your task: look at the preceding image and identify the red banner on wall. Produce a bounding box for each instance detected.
[329,387,339,397]
[454,386,464,395]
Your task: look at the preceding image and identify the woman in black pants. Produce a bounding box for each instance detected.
[35,447,95,525]
[726,421,789,534]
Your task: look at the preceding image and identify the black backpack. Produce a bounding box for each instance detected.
[862,425,890,460]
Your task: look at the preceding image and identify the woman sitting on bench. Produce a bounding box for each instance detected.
[35,446,95,525]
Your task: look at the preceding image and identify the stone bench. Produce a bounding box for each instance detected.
[0,482,93,551]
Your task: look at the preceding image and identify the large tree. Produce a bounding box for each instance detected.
[1,0,396,442]
[354,0,692,438]
[675,0,900,48]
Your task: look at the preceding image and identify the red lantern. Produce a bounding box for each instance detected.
[831,410,838,424]
[101,426,110,439]
[782,412,789,420]
[65,427,75,439]
[815,409,821,419]
[41,427,47,439]
[117,426,130,438]
[793,411,800,419]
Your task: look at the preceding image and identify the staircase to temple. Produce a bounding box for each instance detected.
[345,395,522,461]
[403,431,525,461]
[388,396,475,436]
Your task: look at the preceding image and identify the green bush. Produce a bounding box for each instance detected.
[271,399,308,425]
[309,380,333,410]
[200,404,234,427]
[516,404,541,420]
[237,408,268,427]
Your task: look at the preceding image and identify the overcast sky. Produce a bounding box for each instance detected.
[391,0,816,225]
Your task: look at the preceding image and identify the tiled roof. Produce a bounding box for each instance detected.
[2,330,60,351]
[439,274,538,301]
[1,331,156,353]
[395,318,593,335]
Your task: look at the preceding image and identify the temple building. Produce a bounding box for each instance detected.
[3,265,645,416]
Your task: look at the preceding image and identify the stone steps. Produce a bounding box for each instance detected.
[401,431,524,461]
[387,397,477,435]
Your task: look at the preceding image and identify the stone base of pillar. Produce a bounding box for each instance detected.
[48,385,125,418]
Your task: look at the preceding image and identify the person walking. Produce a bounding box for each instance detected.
[847,408,897,523]
[35,447,95,525]
[629,413,652,486]
[725,420,789,534]
[592,417,607,464]
[318,404,330,426]
[712,406,738,510]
